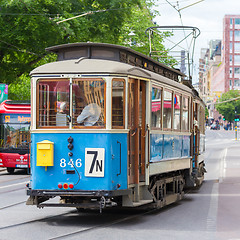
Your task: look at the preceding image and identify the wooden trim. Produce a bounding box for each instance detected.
[134,79,140,185]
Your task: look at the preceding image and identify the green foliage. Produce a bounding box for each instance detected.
[205,107,209,119]
[8,74,30,100]
[216,90,240,122]
[0,0,173,100]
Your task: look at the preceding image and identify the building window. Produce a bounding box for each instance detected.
[230,18,233,25]
[230,42,233,52]
[234,79,240,87]
[235,43,240,52]
[235,30,240,41]
[230,55,232,64]
[230,30,233,41]
[234,67,240,74]
[235,18,240,25]
[234,55,240,64]
[230,80,232,86]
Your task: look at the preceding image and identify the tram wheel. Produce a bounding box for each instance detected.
[7,168,15,174]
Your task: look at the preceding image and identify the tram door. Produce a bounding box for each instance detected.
[128,78,146,185]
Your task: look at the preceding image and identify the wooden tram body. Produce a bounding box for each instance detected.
[27,43,205,210]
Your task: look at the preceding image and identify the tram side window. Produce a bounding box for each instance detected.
[72,79,105,128]
[37,79,70,128]
[151,86,162,129]
[173,94,181,130]
[112,79,125,128]
[182,96,189,131]
[163,90,172,129]
[199,106,205,134]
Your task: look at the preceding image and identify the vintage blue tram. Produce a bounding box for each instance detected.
[27,43,205,211]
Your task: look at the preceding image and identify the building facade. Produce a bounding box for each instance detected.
[223,15,240,92]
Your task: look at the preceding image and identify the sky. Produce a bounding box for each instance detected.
[153,0,240,83]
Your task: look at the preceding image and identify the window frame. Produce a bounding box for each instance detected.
[36,78,70,129]
[72,78,106,129]
[182,95,190,132]
[173,92,181,131]
[163,89,173,130]
[111,78,125,129]
[151,85,163,130]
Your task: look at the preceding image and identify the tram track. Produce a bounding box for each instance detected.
[0,210,76,231]
[0,200,26,210]
[0,187,199,239]
[49,189,199,240]
[0,175,29,185]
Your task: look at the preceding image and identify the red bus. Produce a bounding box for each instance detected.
[0,100,31,173]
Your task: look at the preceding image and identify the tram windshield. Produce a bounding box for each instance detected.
[37,78,105,128]
[0,117,30,153]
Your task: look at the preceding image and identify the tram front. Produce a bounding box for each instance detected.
[27,59,132,210]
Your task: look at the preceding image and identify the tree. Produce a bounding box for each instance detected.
[0,0,172,100]
[215,90,240,122]
[205,107,209,119]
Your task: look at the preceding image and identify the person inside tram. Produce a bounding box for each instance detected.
[77,103,101,126]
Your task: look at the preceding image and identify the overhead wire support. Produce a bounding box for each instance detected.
[145,25,200,80]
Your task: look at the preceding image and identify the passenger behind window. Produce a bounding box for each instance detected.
[77,103,101,126]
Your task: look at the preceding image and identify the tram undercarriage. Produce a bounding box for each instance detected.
[27,170,188,212]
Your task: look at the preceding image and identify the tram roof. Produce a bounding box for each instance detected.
[45,42,185,82]
[30,58,192,93]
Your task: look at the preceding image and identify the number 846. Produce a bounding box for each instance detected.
[60,158,82,168]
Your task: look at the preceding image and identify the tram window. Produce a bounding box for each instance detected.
[199,106,205,134]
[112,79,125,128]
[72,79,105,128]
[182,97,189,131]
[163,90,172,129]
[37,79,70,128]
[173,94,181,130]
[151,87,162,129]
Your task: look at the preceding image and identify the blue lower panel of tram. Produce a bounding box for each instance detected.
[31,133,128,191]
[150,134,190,162]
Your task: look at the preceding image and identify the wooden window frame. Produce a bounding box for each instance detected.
[72,78,106,129]
[111,78,125,129]
[36,78,70,129]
